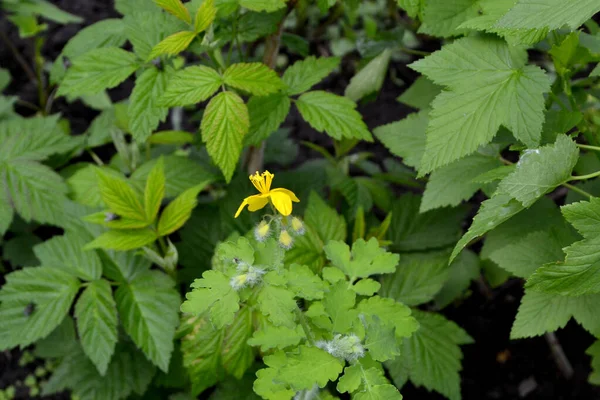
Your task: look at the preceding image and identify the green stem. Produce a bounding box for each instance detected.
[87,150,104,166]
[568,170,600,181]
[400,47,430,57]
[295,307,315,345]
[34,35,47,114]
[577,144,600,152]
[562,182,593,199]
[157,236,168,256]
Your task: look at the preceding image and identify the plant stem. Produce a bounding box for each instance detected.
[87,150,104,166]
[0,30,37,84]
[577,143,600,152]
[400,47,430,57]
[545,332,574,379]
[568,170,600,181]
[562,182,593,199]
[34,36,47,114]
[295,307,315,345]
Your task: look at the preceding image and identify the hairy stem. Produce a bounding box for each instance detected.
[295,307,315,345]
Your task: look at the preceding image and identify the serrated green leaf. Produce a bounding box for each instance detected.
[357,296,419,339]
[223,63,284,96]
[158,183,207,236]
[43,343,155,400]
[84,229,158,251]
[277,346,344,390]
[435,249,480,309]
[511,289,600,339]
[254,352,295,399]
[57,48,139,97]
[201,91,249,182]
[0,115,72,161]
[124,10,184,60]
[194,0,217,32]
[365,317,401,362]
[155,0,191,23]
[247,324,305,352]
[75,279,118,375]
[4,0,82,23]
[0,267,80,350]
[587,341,600,385]
[355,384,402,400]
[160,65,222,107]
[373,111,427,170]
[34,232,101,281]
[144,157,165,222]
[387,310,472,400]
[496,0,600,31]
[380,251,449,307]
[324,282,357,334]
[245,93,290,145]
[147,130,194,145]
[222,306,254,378]
[96,168,146,221]
[2,234,41,268]
[418,0,479,38]
[257,285,297,328]
[283,56,340,95]
[147,31,196,61]
[389,193,467,252]
[396,76,441,110]
[115,271,180,372]
[285,264,326,300]
[324,237,398,279]
[497,135,579,207]
[181,270,240,328]
[238,0,286,12]
[410,36,550,174]
[129,66,171,142]
[35,316,77,359]
[296,91,372,141]
[352,278,381,296]
[397,0,421,18]
[421,152,502,212]
[451,194,525,262]
[345,49,391,102]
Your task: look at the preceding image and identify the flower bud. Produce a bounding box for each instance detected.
[254,220,271,242]
[230,274,248,290]
[278,229,294,249]
[290,216,305,235]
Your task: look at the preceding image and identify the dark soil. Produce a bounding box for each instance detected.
[2,1,600,399]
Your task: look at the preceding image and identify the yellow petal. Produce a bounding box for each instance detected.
[247,194,270,211]
[270,188,300,202]
[234,194,269,218]
[269,190,293,216]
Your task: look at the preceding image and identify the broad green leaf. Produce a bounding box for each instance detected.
[180,270,240,328]
[124,10,184,60]
[373,111,427,170]
[411,36,550,174]
[34,232,102,281]
[387,310,472,400]
[57,48,139,97]
[155,0,191,23]
[277,346,344,390]
[238,0,286,12]
[160,65,222,107]
[223,63,284,96]
[496,0,600,31]
[511,289,600,339]
[194,0,217,32]
[96,169,146,221]
[43,343,155,400]
[0,267,80,350]
[296,91,372,141]
[352,278,381,296]
[356,296,419,339]
[561,197,600,237]
[129,66,171,142]
[421,152,502,212]
[144,157,165,222]
[388,193,467,252]
[75,279,118,375]
[247,324,305,351]
[324,237,398,279]
[283,56,340,95]
[397,0,421,18]
[365,317,401,362]
[591,63,600,77]
[419,0,479,38]
[324,282,357,334]
[101,248,151,284]
[221,306,254,378]
[435,249,480,309]
[254,354,295,399]
[157,183,207,236]
[396,76,441,110]
[257,285,297,328]
[285,264,326,300]
[497,135,579,207]
[451,194,525,262]
[84,229,158,251]
[588,342,600,385]
[147,30,196,61]
[201,91,249,182]
[305,191,347,242]
[245,93,290,145]
[131,155,215,198]
[2,234,41,268]
[115,271,180,371]
[355,384,403,400]
[489,229,576,278]
[147,130,194,145]
[380,251,449,306]
[345,49,391,101]
[35,316,77,359]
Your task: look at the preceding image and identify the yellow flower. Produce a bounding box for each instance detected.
[235,171,299,218]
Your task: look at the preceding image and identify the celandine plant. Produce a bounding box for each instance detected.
[1,0,600,399]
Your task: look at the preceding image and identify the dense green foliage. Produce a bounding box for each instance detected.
[2,0,600,399]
